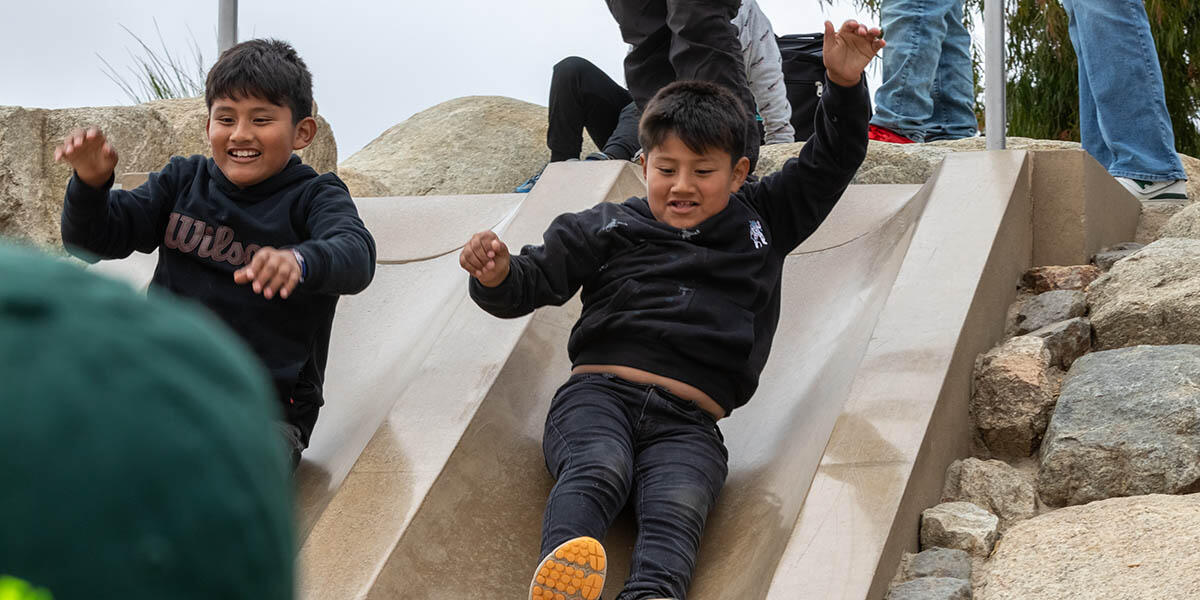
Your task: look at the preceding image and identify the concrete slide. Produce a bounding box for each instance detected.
[90,150,1139,598]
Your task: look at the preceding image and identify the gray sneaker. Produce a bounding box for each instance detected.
[1115,177,1188,201]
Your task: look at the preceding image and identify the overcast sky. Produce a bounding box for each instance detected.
[1,1,882,161]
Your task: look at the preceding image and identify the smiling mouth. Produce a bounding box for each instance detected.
[667,200,699,211]
[228,149,261,159]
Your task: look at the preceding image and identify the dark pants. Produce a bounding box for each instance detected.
[548,56,641,162]
[604,0,760,169]
[540,373,729,600]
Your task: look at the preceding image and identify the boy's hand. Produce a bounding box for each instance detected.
[460,230,510,287]
[54,127,118,188]
[234,247,301,300]
[823,20,886,88]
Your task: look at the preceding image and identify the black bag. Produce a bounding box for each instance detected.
[776,33,826,141]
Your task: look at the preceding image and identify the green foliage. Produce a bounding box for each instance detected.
[825,0,1200,156]
[98,21,208,104]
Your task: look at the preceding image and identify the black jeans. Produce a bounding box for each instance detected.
[541,373,729,600]
[604,0,760,169]
[548,56,641,162]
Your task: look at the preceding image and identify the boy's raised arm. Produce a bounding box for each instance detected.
[464,209,608,319]
[58,127,176,261]
[746,20,883,251]
[288,177,377,296]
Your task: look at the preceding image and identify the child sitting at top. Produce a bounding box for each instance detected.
[460,20,883,600]
[57,39,376,468]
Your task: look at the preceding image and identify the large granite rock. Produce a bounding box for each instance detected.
[1013,290,1086,335]
[887,577,971,600]
[340,96,589,198]
[920,502,999,558]
[0,98,337,248]
[1026,317,1091,369]
[1021,265,1100,293]
[942,458,1036,532]
[976,494,1200,600]
[896,547,973,583]
[1087,238,1200,349]
[1037,345,1200,507]
[1137,201,1187,244]
[971,336,1062,458]
[1160,201,1200,239]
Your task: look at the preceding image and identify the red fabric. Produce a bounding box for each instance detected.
[868,124,915,144]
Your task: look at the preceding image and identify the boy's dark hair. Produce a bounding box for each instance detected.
[206,39,313,123]
[638,80,748,167]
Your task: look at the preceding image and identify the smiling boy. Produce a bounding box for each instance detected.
[461,20,883,600]
[57,39,376,467]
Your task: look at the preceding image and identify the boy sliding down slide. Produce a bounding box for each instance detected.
[460,20,883,600]
[57,39,376,468]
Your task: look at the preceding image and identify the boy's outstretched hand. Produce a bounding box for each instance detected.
[54,127,119,188]
[460,230,510,287]
[823,20,886,88]
[234,247,302,300]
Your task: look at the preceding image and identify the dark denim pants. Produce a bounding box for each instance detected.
[540,373,729,600]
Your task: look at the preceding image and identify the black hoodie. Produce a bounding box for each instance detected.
[471,77,869,416]
[62,154,376,443]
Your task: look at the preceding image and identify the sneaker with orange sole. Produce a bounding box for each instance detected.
[529,536,607,600]
[868,124,916,144]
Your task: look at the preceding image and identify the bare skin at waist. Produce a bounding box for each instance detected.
[571,364,726,420]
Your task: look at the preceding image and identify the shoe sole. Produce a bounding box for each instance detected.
[529,536,607,600]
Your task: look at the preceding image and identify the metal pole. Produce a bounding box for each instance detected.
[985,0,1007,150]
[218,0,238,55]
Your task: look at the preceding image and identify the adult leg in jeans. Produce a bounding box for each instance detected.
[540,375,637,557]
[924,1,977,141]
[617,390,728,600]
[548,56,635,163]
[1062,0,1185,181]
[871,0,964,142]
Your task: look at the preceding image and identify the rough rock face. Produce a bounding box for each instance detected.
[896,548,972,582]
[920,502,999,557]
[0,98,337,247]
[1160,201,1200,239]
[1037,345,1200,507]
[339,96,592,198]
[1087,238,1200,349]
[1026,317,1091,369]
[1021,265,1101,293]
[971,336,1062,458]
[887,577,971,600]
[1091,242,1144,271]
[1136,201,1186,244]
[1013,290,1086,335]
[942,458,1036,532]
[976,494,1200,600]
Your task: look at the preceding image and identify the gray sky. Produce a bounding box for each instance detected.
[0,1,880,161]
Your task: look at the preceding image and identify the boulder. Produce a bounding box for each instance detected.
[1013,290,1086,335]
[942,458,1036,532]
[1020,265,1101,293]
[896,548,973,583]
[1136,201,1186,244]
[1091,242,1144,271]
[1037,345,1200,507]
[1160,201,1200,239]
[920,501,999,558]
[887,577,971,600]
[976,494,1200,600]
[1087,238,1200,349]
[340,96,593,198]
[1026,317,1091,369]
[971,336,1062,458]
[0,98,337,248]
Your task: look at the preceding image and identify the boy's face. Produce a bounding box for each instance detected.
[206,95,316,188]
[643,133,750,230]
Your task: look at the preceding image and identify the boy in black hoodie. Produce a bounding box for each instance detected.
[461,20,883,600]
[57,39,376,468]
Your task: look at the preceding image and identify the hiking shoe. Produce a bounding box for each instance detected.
[529,536,606,600]
[1115,177,1188,201]
[516,164,547,193]
[584,152,612,161]
[868,124,916,144]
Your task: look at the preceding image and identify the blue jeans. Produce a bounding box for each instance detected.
[1062,0,1186,181]
[541,373,729,600]
[871,0,977,142]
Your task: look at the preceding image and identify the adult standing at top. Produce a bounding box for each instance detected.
[605,0,762,169]
[867,0,977,143]
[1062,0,1188,201]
